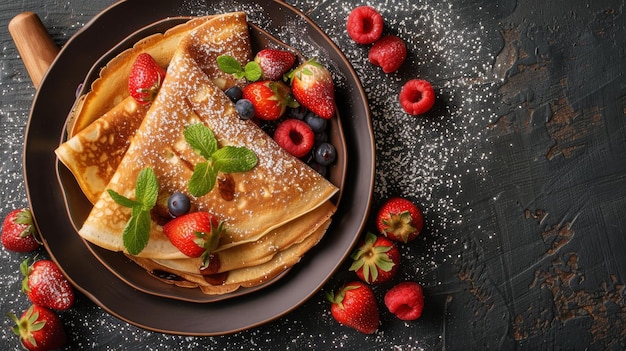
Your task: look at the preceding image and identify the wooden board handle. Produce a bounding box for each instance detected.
[8,12,60,88]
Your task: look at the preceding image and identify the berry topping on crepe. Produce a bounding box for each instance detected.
[128,53,166,104]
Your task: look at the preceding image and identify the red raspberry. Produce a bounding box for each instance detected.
[346,6,384,44]
[384,281,424,321]
[273,119,315,158]
[399,79,435,115]
[368,35,407,73]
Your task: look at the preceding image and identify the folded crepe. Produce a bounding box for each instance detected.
[56,15,246,204]
[130,218,331,295]
[77,12,338,261]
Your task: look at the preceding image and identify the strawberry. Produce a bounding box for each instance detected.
[349,232,400,284]
[325,281,379,334]
[376,197,424,243]
[289,58,336,119]
[384,281,424,321]
[254,48,297,81]
[128,52,166,104]
[273,119,315,158]
[242,80,295,120]
[346,6,384,44]
[1,208,40,252]
[368,35,407,73]
[21,259,74,311]
[8,305,67,351]
[399,79,435,115]
[162,212,223,267]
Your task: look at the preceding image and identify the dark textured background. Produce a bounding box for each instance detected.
[1,0,624,349]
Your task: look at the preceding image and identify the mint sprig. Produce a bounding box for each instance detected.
[217,55,262,82]
[185,123,257,197]
[107,167,158,255]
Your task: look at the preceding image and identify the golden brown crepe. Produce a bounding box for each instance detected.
[129,218,331,295]
[56,15,248,204]
[77,12,338,260]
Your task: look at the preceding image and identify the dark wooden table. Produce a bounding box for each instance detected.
[1,0,624,349]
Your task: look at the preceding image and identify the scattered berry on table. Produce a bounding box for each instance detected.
[128,53,166,104]
[235,98,255,120]
[368,35,407,73]
[8,305,67,351]
[1,208,40,252]
[399,79,435,115]
[21,258,75,311]
[314,142,337,166]
[167,192,191,217]
[254,48,297,81]
[346,6,384,45]
[326,281,379,334]
[376,197,424,243]
[384,281,425,321]
[349,232,400,284]
[224,85,243,102]
[304,112,328,133]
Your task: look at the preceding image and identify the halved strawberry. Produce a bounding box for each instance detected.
[162,212,223,267]
[376,197,424,243]
[349,232,400,284]
[273,119,315,158]
[128,53,166,104]
[254,48,297,81]
[242,80,296,120]
[288,59,335,119]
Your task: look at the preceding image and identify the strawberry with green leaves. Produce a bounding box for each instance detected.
[326,281,379,334]
[163,211,223,267]
[1,208,40,252]
[128,52,166,104]
[242,80,297,120]
[349,232,400,284]
[376,197,424,243]
[21,258,75,311]
[254,48,297,81]
[8,305,67,351]
[289,58,335,119]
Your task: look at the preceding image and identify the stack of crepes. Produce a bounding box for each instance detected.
[55,12,339,295]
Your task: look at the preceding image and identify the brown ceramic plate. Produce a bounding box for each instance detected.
[58,17,347,303]
[24,0,373,335]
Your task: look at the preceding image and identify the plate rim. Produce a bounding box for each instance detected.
[23,0,375,336]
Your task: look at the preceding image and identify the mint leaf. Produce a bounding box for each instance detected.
[122,209,151,255]
[217,55,243,75]
[244,61,262,82]
[184,124,217,159]
[135,167,158,210]
[188,161,217,197]
[107,189,138,208]
[212,146,258,173]
[107,166,159,255]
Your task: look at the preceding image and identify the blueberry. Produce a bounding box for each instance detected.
[168,192,191,217]
[314,142,337,166]
[235,99,255,120]
[304,112,328,133]
[314,131,328,145]
[289,106,308,120]
[225,86,243,102]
